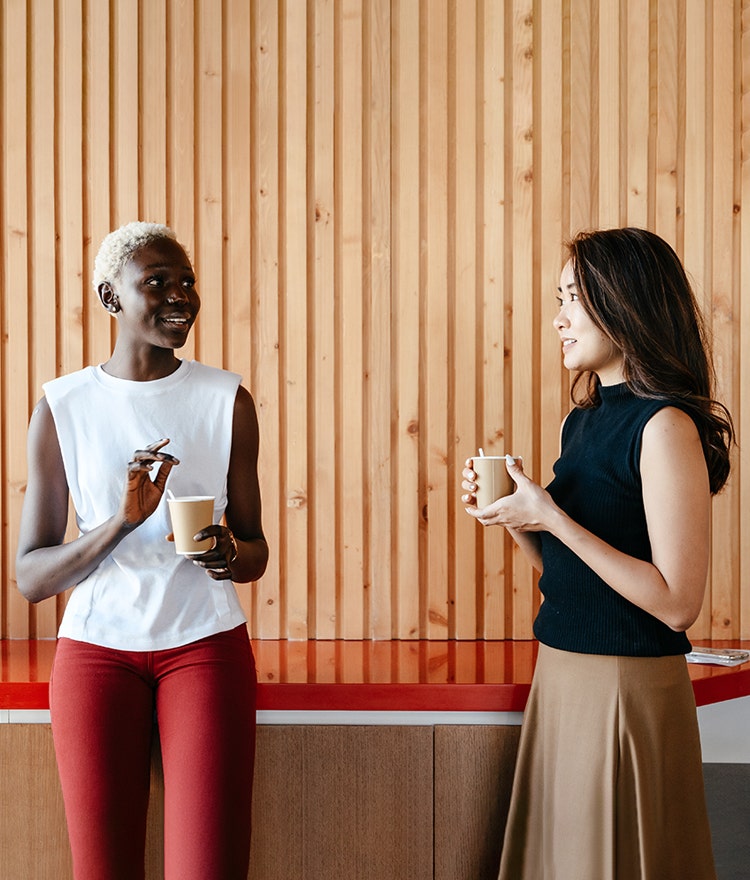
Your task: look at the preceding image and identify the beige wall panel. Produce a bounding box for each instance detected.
[1,0,748,640]
[0,726,71,878]
[434,724,522,880]
[250,725,433,879]
[0,721,439,879]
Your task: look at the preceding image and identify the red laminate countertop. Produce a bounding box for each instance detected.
[2,639,749,712]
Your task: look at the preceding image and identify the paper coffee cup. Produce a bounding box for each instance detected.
[167,496,215,555]
[473,456,515,508]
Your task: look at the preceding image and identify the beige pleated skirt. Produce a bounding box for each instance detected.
[498,643,717,880]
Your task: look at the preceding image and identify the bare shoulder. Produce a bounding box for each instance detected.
[230,385,260,460]
[641,405,707,484]
[642,405,700,447]
[232,385,259,429]
[27,396,61,452]
[30,395,52,423]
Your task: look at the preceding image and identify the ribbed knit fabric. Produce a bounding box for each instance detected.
[534,383,692,657]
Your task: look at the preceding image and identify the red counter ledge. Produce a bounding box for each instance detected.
[2,639,749,713]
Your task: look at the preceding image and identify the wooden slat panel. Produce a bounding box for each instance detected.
[708,0,739,639]
[569,0,594,232]
[2,0,31,640]
[392,0,422,639]
[452,0,478,638]
[225,0,255,625]
[1,0,748,641]
[251,0,282,638]
[251,0,286,638]
[58,0,84,375]
[424,0,450,639]
[310,0,337,639]
[683,0,711,639]
[338,0,365,638]
[479,0,509,639]
[364,0,393,638]
[167,0,197,363]
[510,0,535,638]
[739,0,750,640]
[596,0,622,228]
[281,1,309,638]
[195,0,224,369]
[538,0,565,510]
[140,0,168,225]
[112,0,139,224]
[29,0,59,639]
[654,0,680,247]
[83,0,115,377]
[625,0,650,227]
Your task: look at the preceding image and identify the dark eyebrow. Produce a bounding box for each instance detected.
[142,263,194,273]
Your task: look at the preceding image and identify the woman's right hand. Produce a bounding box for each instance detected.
[118,439,180,528]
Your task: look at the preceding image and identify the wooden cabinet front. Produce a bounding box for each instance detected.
[0,722,518,879]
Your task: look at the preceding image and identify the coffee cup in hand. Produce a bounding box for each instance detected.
[167,496,215,555]
[472,455,519,508]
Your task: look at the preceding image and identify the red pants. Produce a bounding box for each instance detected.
[50,625,257,880]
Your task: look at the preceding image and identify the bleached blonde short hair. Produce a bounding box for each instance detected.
[92,221,177,290]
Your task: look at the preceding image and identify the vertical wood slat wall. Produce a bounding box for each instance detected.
[1,0,748,641]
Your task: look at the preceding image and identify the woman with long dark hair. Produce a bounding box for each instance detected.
[463,227,733,879]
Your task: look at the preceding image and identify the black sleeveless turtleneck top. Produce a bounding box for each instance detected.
[535,383,692,657]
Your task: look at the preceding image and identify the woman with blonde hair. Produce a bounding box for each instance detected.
[17,222,267,879]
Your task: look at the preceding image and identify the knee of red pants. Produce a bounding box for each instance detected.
[50,639,155,880]
[154,627,257,880]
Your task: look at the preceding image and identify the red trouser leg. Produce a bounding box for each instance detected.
[50,638,155,880]
[50,627,257,880]
[154,625,257,880]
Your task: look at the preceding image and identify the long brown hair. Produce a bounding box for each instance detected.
[566,227,734,494]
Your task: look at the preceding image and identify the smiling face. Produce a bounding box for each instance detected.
[554,260,624,385]
[100,237,200,351]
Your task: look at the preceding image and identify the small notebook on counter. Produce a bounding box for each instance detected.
[686,647,750,667]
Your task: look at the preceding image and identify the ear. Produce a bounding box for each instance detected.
[98,282,120,314]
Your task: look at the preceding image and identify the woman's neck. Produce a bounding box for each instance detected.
[101,344,182,382]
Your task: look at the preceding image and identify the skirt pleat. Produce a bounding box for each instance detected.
[498,644,717,880]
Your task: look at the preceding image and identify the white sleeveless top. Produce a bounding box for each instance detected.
[43,360,247,650]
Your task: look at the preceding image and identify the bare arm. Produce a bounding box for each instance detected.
[16,399,178,603]
[191,385,269,583]
[465,407,710,632]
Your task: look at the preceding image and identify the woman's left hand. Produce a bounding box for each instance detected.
[463,456,555,532]
[189,525,238,580]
